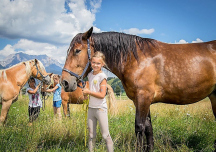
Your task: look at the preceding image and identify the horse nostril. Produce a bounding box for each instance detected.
[62,80,69,89]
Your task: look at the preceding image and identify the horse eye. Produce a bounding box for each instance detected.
[74,49,81,55]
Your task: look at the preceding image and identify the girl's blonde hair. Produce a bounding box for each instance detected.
[53,74,60,80]
[92,51,106,65]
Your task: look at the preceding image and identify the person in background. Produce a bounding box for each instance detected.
[45,74,62,120]
[26,77,42,126]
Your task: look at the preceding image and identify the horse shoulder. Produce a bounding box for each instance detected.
[61,88,70,101]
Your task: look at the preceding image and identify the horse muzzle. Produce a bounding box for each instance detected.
[43,76,51,85]
[61,76,77,92]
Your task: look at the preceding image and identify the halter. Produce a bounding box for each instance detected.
[34,61,49,80]
[63,39,91,88]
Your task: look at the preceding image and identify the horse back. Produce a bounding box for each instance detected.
[154,40,216,104]
[121,40,216,104]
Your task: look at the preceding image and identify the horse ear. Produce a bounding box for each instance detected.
[34,59,38,63]
[48,73,53,77]
[82,27,93,40]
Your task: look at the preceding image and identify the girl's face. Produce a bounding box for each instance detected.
[29,79,35,87]
[91,57,104,73]
[53,77,59,84]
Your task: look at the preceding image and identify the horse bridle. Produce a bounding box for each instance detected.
[62,39,91,88]
[34,61,49,80]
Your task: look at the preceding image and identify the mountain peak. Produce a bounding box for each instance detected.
[0,52,63,75]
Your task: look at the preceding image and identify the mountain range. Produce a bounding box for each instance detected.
[0,52,64,75]
[0,52,116,77]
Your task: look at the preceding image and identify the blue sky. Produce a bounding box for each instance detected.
[0,0,216,64]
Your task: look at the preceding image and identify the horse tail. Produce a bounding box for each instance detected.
[106,84,118,116]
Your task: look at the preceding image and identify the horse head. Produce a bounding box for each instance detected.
[61,27,93,92]
[31,59,51,85]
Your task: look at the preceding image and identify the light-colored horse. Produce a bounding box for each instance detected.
[0,59,51,125]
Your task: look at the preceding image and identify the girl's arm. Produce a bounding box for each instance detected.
[27,84,40,94]
[46,85,59,93]
[83,79,107,99]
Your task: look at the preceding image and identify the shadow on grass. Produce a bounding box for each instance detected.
[186,134,205,151]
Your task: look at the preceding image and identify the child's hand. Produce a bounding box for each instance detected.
[82,88,91,95]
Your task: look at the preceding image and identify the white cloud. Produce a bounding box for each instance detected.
[93,26,103,33]
[192,38,203,43]
[90,0,102,14]
[122,28,155,35]
[0,0,103,64]
[175,39,188,44]
[0,39,68,64]
[0,0,102,45]
[174,38,203,44]
[0,44,16,60]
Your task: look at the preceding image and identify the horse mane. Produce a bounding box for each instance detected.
[37,60,46,73]
[25,60,46,77]
[0,70,7,81]
[0,59,46,80]
[0,61,26,81]
[91,32,156,68]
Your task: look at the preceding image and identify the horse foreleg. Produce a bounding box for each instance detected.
[209,90,216,119]
[135,91,153,152]
[144,110,154,151]
[62,100,70,117]
[67,102,70,117]
[208,91,216,151]
[0,99,13,126]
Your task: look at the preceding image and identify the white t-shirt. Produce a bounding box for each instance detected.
[26,87,42,108]
[88,71,107,109]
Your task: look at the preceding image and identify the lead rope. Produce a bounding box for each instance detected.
[41,83,52,111]
[82,95,89,147]
[39,83,46,111]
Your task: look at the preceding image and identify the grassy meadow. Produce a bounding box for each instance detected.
[0,95,216,151]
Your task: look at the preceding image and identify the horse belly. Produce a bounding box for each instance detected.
[0,82,18,101]
[154,56,216,104]
[154,82,215,105]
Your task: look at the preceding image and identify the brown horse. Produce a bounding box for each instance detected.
[61,27,216,151]
[0,59,51,125]
[41,75,116,117]
[61,81,116,117]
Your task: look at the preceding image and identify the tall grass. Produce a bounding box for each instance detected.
[0,96,215,151]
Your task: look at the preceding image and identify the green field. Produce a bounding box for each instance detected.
[0,95,216,151]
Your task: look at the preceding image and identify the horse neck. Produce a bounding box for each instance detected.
[8,63,30,88]
[91,34,130,79]
[104,64,123,79]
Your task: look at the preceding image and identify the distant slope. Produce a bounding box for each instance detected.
[0,52,63,75]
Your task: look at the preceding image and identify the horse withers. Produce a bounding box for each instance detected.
[61,27,216,151]
[0,59,51,126]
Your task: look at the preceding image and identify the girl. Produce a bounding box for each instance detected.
[45,74,62,120]
[26,77,42,126]
[83,51,114,152]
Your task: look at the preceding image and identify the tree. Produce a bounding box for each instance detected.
[115,85,121,96]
